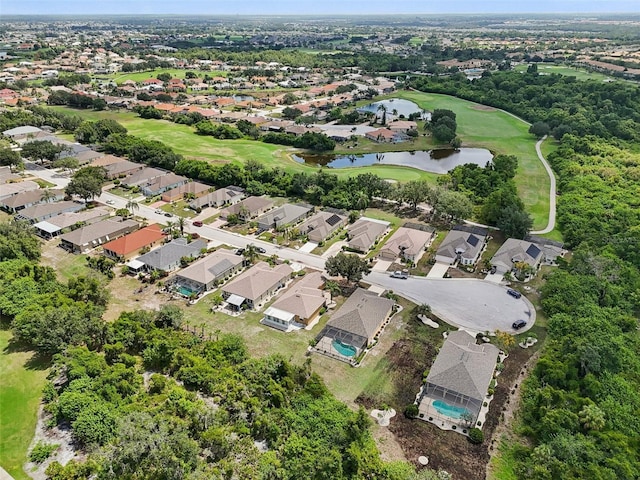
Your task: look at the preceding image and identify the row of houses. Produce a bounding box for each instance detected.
[435,225,563,277]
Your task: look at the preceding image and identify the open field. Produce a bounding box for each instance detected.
[49,107,438,183]
[391,92,550,230]
[0,327,49,480]
[513,63,614,82]
[101,68,228,85]
[52,91,550,228]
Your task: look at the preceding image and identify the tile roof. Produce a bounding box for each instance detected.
[102,224,166,256]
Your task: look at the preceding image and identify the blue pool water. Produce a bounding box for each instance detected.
[432,400,472,420]
[332,340,357,357]
[177,286,198,297]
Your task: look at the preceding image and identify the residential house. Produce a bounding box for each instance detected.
[347,217,390,252]
[0,180,41,200]
[365,127,407,143]
[298,210,348,243]
[189,186,245,210]
[141,173,188,197]
[103,160,144,180]
[491,238,544,276]
[60,218,139,254]
[388,120,417,133]
[2,125,42,142]
[33,207,111,239]
[120,167,166,188]
[435,227,487,266]
[0,166,21,184]
[525,235,565,264]
[222,261,293,311]
[15,200,84,223]
[0,188,65,213]
[262,271,327,330]
[220,196,274,222]
[378,225,436,262]
[133,237,207,273]
[314,288,395,360]
[255,203,313,231]
[102,224,166,261]
[418,330,499,426]
[161,181,211,203]
[173,249,245,295]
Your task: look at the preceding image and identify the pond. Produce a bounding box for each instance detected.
[293,148,493,174]
[357,98,428,119]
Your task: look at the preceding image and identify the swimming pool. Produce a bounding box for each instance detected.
[332,340,357,357]
[432,400,472,420]
[177,286,198,297]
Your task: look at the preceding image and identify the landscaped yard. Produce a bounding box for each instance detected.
[0,327,49,480]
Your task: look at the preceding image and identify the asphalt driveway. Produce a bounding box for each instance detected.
[366,271,535,334]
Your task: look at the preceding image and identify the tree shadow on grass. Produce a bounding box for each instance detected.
[1,319,52,371]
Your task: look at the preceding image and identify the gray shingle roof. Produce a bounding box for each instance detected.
[223,261,292,301]
[136,238,206,271]
[326,288,395,341]
[492,238,544,271]
[426,330,499,402]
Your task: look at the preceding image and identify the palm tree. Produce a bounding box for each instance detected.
[126,197,139,216]
[165,220,176,238]
[377,104,387,125]
[243,244,259,264]
[325,280,342,299]
[579,404,605,431]
[177,216,185,236]
[40,188,56,203]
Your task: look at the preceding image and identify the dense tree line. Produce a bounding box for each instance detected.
[101,133,182,170]
[410,71,640,141]
[414,76,640,477]
[41,310,423,479]
[0,106,83,133]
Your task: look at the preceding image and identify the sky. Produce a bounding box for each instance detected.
[1,0,639,16]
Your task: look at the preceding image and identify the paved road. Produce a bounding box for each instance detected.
[27,162,534,333]
[366,271,535,334]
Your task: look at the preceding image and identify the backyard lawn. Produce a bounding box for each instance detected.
[0,327,49,480]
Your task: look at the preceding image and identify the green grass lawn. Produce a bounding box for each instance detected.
[392,91,551,230]
[103,69,228,85]
[513,63,613,82]
[49,107,438,183]
[51,92,551,228]
[0,326,49,480]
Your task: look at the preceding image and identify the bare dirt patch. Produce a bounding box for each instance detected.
[356,307,542,480]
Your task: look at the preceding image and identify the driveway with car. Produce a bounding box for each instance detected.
[366,271,534,333]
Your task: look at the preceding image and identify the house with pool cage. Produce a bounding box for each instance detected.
[171,249,245,296]
[312,288,395,363]
[417,330,499,430]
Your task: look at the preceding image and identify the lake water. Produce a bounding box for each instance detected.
[293,148,493,174]
[357,98,428,119]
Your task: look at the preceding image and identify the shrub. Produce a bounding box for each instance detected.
[149,373,167,394]
[468,428,484,444]
[404,404,419,418]
[29,441,59,463]
[488,387,495,396]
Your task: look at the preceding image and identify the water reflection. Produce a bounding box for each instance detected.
[293,148,493,174]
